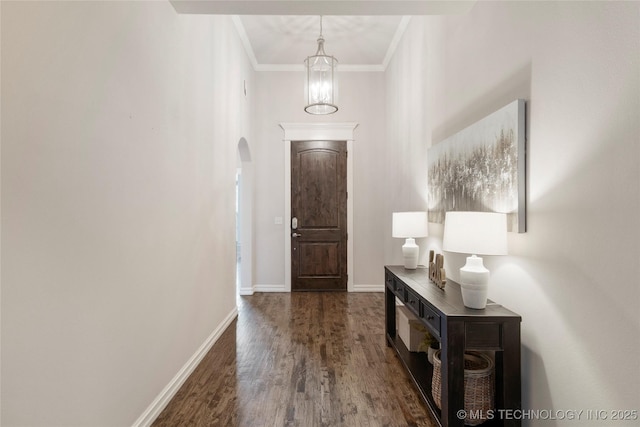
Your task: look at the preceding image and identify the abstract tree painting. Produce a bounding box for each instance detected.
[428,99,526,232]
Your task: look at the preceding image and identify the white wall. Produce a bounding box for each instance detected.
[384,16,431,266]
[253,70,387,289]
[386,1,640,424]
[1,2,253,425]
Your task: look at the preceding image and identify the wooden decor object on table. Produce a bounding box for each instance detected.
[428,250,446,289]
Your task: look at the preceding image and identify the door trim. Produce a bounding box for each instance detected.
[280,123,358,292]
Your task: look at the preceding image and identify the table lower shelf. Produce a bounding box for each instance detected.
[387,333,501,427]
[387,333,442,426]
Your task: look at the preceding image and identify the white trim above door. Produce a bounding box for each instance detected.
[280,123,358,292]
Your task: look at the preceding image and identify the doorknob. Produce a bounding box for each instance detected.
[292,232,302,237]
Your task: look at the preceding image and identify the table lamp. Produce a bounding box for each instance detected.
[392,212,428,269]
[442,211,507,309]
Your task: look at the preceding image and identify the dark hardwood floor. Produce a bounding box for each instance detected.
[152,292,436,427]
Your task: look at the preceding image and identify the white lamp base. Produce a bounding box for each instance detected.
[459,255,489,309]
[402,238,419,269]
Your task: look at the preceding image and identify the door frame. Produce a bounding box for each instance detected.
[280,123,358,293]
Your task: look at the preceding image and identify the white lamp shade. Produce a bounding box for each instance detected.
[442,211,507,255]
[392,212,428,238]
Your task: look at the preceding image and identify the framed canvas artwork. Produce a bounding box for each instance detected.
[428,99,526,233]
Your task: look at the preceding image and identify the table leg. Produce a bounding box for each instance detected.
[498,321,521,427]
[385,287,396,346]
[441,320,465,427]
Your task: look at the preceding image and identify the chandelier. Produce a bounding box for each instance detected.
[304,16,338,114]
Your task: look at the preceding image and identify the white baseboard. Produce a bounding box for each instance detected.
[352,284,385,292]
[253,284,286,292]
[132,307,238,427]
[252,284,382,293]
[238,286,254,295]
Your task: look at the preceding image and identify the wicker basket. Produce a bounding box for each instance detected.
[432,350,494,426]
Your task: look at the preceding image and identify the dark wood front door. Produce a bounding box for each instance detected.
[291,140,347,291]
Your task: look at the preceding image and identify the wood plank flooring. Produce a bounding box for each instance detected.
[152,292,436,427]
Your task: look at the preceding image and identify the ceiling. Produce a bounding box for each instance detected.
[170,1,476,70]
[234,15,409,70]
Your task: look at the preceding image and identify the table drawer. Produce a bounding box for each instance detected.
[405,288,421,317]
[391,277,405,300]
[395,282,406,300]
[421,302,441,336]
[385,271,394,289]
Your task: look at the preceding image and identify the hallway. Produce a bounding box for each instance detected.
[153,293,435,426]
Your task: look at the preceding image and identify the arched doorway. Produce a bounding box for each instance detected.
[236,137,254,296]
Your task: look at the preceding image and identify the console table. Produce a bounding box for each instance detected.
[385,265,521,427]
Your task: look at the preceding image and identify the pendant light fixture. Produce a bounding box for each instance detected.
[304,16,338,114]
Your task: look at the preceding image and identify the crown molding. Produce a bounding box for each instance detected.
[231,15,259,70]
[382,16,412,69]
